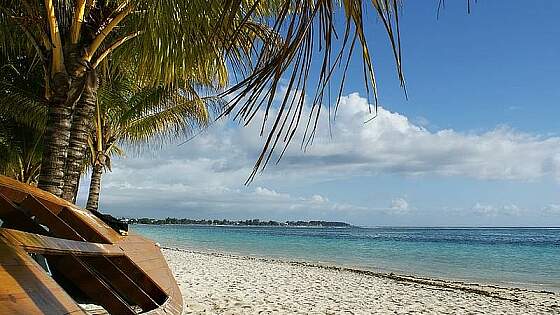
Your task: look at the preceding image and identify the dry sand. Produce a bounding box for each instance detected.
[162,248,560,314]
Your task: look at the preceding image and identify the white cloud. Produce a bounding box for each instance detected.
[77,91,560,221]
[161,92,560,183]
[294,93,560,181]
[309,194,328,204]
[388,198,410,215]
[81,171,366,220]
[471,203,522,217]
[254,187,288,199]
[542,204,560,216]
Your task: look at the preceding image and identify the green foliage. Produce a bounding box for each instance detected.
[87,72,224,173]
[0,55,48,129]
[0,117,43,184]
[0,55,47,183]
[1,0,406,184]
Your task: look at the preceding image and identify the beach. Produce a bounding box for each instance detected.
[162,248,560,314]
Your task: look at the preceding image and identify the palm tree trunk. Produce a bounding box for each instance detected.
[86,163,103,211]
[62,71,98,202]
[38,73,71,196]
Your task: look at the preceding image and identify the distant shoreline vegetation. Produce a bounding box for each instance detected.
[126,218,352,227]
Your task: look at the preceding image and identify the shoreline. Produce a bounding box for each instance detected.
[161,246,558,295]
[161,247,559,314]
[133,223,560,228]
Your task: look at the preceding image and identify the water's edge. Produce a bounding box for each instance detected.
[161,246,559,299]
[135,225,560,292]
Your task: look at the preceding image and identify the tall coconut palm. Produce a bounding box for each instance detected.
[84,75,222,211]
[1,1,404,198]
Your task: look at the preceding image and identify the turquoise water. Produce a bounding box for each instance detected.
[133,225,560,292]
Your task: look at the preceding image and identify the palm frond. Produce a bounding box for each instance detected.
[218,0,405,182]
[0,56,48,129]
[0,116,43,184]
[90,73,225,164]
[1,0,409,185]
[120,95,223,145]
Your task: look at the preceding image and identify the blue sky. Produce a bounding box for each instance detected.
[78,1,560,226]
[359,1,560,134]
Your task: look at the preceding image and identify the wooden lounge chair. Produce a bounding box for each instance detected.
[0,176,182,314]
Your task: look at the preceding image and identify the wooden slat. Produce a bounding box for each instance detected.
[4,194,167,312]
[0,192,30,217]
[0,239,86,315]
[0,176,183,315]
[63,205,123,243]
[0,176,71,210]
[0,186,28,204]
[0,193,46,236]
[118,232,183,308]
[0,228,124,257]
[0,176,121,243]
[58,207,113,243]
[109,256,168,305]
[4,199,160,312]
[84,256,159,310]
[116,233,182,311]
[19,195,84,241]
[48,255,136,315]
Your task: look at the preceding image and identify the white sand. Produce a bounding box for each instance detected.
[162,248,560,314]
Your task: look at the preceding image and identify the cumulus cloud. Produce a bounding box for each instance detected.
[253,187,288,199]
[77,91,560,221]
[289,93,560,181]
[388,198,411,215]
[471,203,522,217]
[84,178,366,221]
[118,92,560,183]
[309,194,328,204]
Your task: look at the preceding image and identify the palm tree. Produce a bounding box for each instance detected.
[0,56,221,207]
[0,117,43,184]
[0,55,47,184]
[0,0,272,198]
[1,1,404,199]
[84,74,222,211]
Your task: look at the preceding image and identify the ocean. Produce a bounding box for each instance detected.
[132,225,560,292]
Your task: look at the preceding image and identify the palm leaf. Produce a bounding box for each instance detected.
[0,56,48,129]
[217,0,405,182]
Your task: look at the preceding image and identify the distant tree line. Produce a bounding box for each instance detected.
[128,218,351,227]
